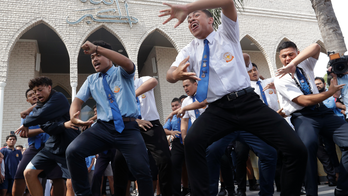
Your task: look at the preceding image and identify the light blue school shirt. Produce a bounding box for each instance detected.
[337,75,348,118]
[76,65,138,120]
[85,155,95,171]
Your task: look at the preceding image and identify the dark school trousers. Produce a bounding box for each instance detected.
[206,130,277,196]
[113,120,171,196]
[66,120,153,196]
[291,105,348,196]
[184,92,307,196]
[171,138,185,196]
[91,148,116,196]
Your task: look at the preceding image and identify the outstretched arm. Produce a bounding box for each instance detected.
[159,0,237,27]
[178,100,208,117]
[292,77,344,107]
[135,77,158,97]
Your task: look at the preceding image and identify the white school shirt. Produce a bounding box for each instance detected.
[182,95,207,123]
[171,12,250,103]
[274,57,318,115]
[134,76,160,121]
[250,78,279,112]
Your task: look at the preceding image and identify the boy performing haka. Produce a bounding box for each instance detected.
[16,76,80,196]
[13,89,64,196]
[66,41,153,196]
[275,41,348,196]
[160,0,307,195]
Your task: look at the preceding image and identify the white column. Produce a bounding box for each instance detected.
[71,82,77,101]
[0,82,6,146]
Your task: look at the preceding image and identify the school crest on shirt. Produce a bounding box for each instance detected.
[141,94,146,99]
[16,153,19,157]
[268,90,274,94]
[114,86,120,93]
[223,52,234,63]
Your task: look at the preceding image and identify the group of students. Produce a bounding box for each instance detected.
[0,0,348,196]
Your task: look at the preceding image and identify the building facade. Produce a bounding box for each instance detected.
[0,0,324,146]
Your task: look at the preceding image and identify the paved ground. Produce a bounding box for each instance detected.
[244,185,335,196]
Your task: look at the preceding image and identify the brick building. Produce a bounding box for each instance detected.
[0,0,324,146]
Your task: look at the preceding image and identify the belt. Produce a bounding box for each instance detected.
[223,87,254,101]
[122,117,136,122]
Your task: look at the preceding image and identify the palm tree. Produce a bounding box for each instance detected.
[209,0,244,30]
[311,0,347,55]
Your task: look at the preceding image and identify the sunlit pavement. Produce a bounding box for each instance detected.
[245,185,335,196]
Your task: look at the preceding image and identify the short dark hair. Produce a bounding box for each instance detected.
[252,63,258,69]
[315,77,325,84]
[179,95,188,101]
[6,135,17,141]
[29,76,52,90]
[278,41,298,52]
[16,145,23,149]
[92,40,112,50]
[183,78,197,84]
[171,97,180,103]
[202,10,213,18]
[25,89,31,98]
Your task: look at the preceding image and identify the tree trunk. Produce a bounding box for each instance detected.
[311,0,346,55]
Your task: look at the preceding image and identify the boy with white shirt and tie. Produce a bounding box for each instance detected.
[275,41,348,196]
[160,0,307,195]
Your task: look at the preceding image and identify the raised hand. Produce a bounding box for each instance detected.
[276,62,296,79]
[173,56,200,81]
[159,3,188,28]
[81,41,97,55]
[328,76,345,94]
[263,82,276,92]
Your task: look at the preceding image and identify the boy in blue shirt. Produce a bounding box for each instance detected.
[0,135,22,196]
[67,40,153,196]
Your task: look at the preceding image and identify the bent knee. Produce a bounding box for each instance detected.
[66,143,79,158]
[24,168,38,180]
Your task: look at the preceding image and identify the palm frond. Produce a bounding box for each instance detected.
[209,0,244,30]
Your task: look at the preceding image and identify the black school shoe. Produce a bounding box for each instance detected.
[335,188,348,196]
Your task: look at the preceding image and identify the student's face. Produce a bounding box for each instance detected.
[16,147,23,151]
[171,101,181,111]
[187,11,213,39]
[91,52,112,73]
[26,90,37,105]
[94,107,97,116]
[248,66,259,81]
[183,80,197,96]
[33,85,51,103]
[6,137,16,148]
[315,79,326,92]
[279,47,299,66]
